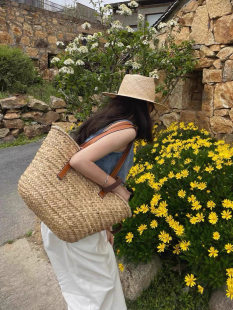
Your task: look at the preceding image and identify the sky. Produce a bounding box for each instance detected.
[54,0,124,8]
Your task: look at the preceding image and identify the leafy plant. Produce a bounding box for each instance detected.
[52,0,196,120]
[0,45,41,93]
[114,122,233,299]
[126,256,209,310]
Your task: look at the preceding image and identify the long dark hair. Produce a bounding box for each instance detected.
[73,96,153,145]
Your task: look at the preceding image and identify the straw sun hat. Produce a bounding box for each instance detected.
[102,74,168,111]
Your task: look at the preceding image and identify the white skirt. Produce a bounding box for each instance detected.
[41,223,127,310]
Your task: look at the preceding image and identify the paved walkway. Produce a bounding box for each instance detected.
[0,142,42,245]
[0,142,66,309]
[0,237,66,310]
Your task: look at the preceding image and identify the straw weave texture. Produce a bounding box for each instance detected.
[118,75,155,102]
[18,126,132,243]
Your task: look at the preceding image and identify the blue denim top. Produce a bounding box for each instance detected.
[85,120,134,182]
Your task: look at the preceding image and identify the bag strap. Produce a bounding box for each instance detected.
[57,121,135,197]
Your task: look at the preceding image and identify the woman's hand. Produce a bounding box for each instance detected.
[106,228,114,246]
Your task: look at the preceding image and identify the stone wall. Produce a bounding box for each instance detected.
[155,0,233,143]
[0,0,102,70]
[0,95,76,143]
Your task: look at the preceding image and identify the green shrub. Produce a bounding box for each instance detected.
[0,45,40,93]
[114,122,233,299]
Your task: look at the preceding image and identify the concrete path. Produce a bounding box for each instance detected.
[0,141,67,309]
[0,141,42,245]
[0,238,66,310]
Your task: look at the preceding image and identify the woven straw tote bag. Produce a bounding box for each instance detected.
[18,121,133,243]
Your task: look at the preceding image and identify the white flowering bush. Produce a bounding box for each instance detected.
[53,0,196,120]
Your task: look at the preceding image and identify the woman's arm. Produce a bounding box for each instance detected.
[69,128,136,201]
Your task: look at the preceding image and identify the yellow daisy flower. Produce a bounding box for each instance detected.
[227,268,233,278]
[222,210,232,220]
[118,263,124,272]
[226,288,233,300]
[208,212,218,225]
[125,232,134,243]
[213,232,220,240]
[227,278,233,288]
[196,213,205,222]
[157,243,166,252]
[180,240,191,251]
[150,220,158,229]
[173,244,180,255]
[225,244,233,254]
[207,201,216,210]
[198,285,204,294]
[137,224,147,235]
[185,274,196,287]
[208,246,219,257]
[178,189,186,198]
[193,166,201,173]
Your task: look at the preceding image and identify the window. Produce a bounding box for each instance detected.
[130,25,138,31]
[146,13,163,27]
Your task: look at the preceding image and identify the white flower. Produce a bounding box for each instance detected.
[132,62,141,69]
[93,33,99,39]
[168,19,178,27]
[56,41,64,46]
[125,60,133,66]
[77,46,88,53]
[74,37,80,45]
[138,14,144,21]
[125,60,141,69]
[76,59,85,66]
[118,4,132,16]
[149,27,158,34]
[65,44,79,53]
[86,35,93,42]
[91,43,98,49]
[128,1,139,8]
[102,15,111,25]
[111,20,124,29]
[158,22,167,29]
[149,69,159,79]
[94,87,98,91]
[125,45,131,51]
[126,26,134,33]
[64,58,75,65]
[142,40,149,45]
[51,57,60,64]
[104,42,110,48]
[81,22,91,30]
[107,29,113,34]
[68,67,74,74]
[59,66,74,74]
[117,42,124,48]
[101,4,112,12]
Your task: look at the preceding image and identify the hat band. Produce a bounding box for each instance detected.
[118,91,155,102]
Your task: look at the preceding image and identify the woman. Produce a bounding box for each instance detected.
[41,74,165,310]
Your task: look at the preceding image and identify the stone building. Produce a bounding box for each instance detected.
[0,0,102,71]
[152,0,233,143]
[110,0,175,28]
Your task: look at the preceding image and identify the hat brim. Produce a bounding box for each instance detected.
[102,92,168,111]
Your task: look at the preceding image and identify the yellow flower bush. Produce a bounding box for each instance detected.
[114,122,233,299]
